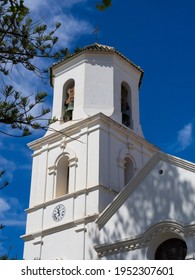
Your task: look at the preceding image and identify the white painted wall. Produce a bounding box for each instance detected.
[96,159,195,259]
[23,114,156,259]
[50,51,143,136]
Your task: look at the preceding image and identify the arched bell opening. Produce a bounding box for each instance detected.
[62,79,75,122]
[121,82,132,129]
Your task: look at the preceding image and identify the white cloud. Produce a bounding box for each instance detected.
[177,123,193,151]
[25,0,86,13]
[0,155,16,182]
[0,198,10,215]
[0,141,3,149]
[0,196,26,257]
[17,163,32,171]
[25,0,92,49]
[0,197,26,227]
[53,14,92,48]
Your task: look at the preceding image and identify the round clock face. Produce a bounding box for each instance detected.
[52,204,66,222]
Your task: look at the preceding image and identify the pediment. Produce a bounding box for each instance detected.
[96,152,195,245]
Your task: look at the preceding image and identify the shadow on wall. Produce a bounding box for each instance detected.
[88,160,195,259]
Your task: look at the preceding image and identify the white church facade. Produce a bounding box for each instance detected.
[22,44,195,260]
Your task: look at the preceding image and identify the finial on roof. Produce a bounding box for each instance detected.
[92,26,100,43]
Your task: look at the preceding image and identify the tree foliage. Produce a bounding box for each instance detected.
[0,245,17,260]
[0,0,112,138]
[0,0,61,76]
[0,85,52,137]
[0,0,63,137]
[96,0,112,11]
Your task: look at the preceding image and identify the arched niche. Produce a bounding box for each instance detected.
[121,81,133,129]
[56,155,70,197]
[124,156,135,186]
[62,79,75,122]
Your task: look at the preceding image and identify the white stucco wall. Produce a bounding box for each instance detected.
[96,159,195,259]
[51,51,143,136]
[99,160,195,240]
[23,114,157,259]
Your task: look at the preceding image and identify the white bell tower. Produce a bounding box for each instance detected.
[22,44,158,260]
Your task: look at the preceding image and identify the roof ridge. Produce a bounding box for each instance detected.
[83,43,115,51]
[50,43,144,86]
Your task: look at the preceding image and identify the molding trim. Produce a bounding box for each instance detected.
[25,185,118,213]
[94,220,195,258]
[28,113,159,153]
[21,213,99,241]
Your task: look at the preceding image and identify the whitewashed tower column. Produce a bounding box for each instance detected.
[22,44,157,260]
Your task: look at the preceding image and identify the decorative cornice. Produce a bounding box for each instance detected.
[21,213,99,241]
[25,185,118,214]
[28,113,159,154]
[96,151,195,229]
[95,220,195,258]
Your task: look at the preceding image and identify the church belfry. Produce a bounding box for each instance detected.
[22,44,158,260]
[49,43,144,136]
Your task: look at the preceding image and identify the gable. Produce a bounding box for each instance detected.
[96,152,195,244]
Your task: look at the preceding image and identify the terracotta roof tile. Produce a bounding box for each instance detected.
[50,43,144,86]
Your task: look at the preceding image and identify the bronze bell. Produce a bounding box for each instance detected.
[63,102,74,122]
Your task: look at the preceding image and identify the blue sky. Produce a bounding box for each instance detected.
[0,0,195,259]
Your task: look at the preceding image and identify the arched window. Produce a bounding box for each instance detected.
[155,238,187,260]
[56,155,69,197]
[124,157,134,186]
[121,82,132,128]
[63,79,75,122]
